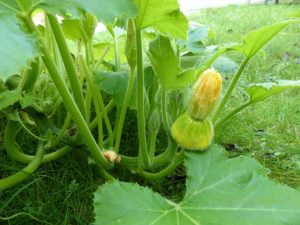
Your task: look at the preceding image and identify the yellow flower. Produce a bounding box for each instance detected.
[188,68,222,121]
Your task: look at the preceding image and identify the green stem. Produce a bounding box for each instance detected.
[0,143,44,192]
[212,58,249,122]
[136,29,149,167]
[114,67,135,153]
[88,38,95,68]
[94,46,110,70]
[15,111,47,142]
[85,86,92,123]
[79,56,104,148]
[95,166,115,181]
[214,101,251,129]
[47,14,86,118]
[4,121,72,164]
[19,14,111,169]
[139,151,184,180]
[89,100,115,130]
[114,34,121,71]
[52,112,72,147]
[161,90,171,138]
[80,56,114,147]
[148,128,157,166]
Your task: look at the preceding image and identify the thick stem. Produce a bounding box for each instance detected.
[80,56,114,147]
[47,14,86,118]
[0,143,44,192]
[214,101,251,128]
[136,29,149,167]
[212,58,249,122]
[20,14,111,169]
[139,151,184,180]
[114,67,135,153]
[4,121,72,164]
[148,128,158,166]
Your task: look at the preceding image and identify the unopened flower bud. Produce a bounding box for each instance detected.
[171,113,214,151]
[188,68,222,121]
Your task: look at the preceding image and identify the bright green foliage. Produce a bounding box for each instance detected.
[61,19,83,41]
[235,21,293,58]
[245,80,300,103]
[0,0,18,13]
[147,36,197,90]
[0,89,20,110]
[94,144,300,225]
[0,14,39,81]
[134,0,188,39]
[39,0,136,23]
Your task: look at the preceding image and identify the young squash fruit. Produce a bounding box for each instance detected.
[171,68,222,151]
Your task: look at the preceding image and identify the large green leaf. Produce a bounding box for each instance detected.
[245,80,300,103]
[0,13,40,81]
[134,0,188,39]
[147,36,197,90]
[94,144,300,224]
[38,0,136,23]
[236,21,293,58]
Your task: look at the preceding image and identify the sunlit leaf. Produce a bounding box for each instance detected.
[235,21,293,58]
[38,0,136,23]
[0,13,40,81]
[147,36,196,90]
[61,19,83,41]
[245,80,300,103]
[134,0,188,39]
[94,144,300,225]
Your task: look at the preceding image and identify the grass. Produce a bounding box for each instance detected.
[191,4,300,188]
[1,3,300,225]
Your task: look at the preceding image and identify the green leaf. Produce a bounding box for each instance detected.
[0,13,40,81]
[61,19,83,41]
[147,36,196,90]
[94,71,129,106]
[236,21,293,58]
[245,80,300,103]
[134,0,188,39]
[0,0,18,13]
[0,89,20,110]
[179,23,209,53]
[38,0,136,23]
[94,144,300,225]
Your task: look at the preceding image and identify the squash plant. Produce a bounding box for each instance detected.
[0,0,300,224]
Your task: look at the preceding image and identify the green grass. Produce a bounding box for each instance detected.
[191,4,300,188]
[1,4,300,225]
